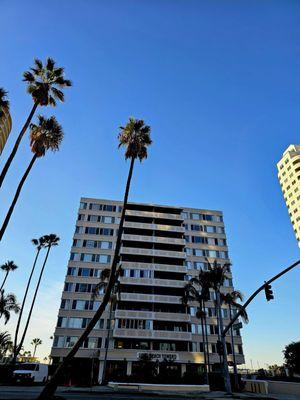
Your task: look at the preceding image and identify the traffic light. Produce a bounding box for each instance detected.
[264,282,274,301]
[216,340,224,355]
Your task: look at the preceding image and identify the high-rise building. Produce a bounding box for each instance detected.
[0,107,12,155]
[50,198,244,384]
[277,145,300,247]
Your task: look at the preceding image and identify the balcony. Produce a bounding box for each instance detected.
[113,328,192,341]
[126,209,182,221]
[122,234,185,246]
[124,221,185,233]
[120,293,181,304]
[115,309,191,322]
[119,277,185,288]
[121,247,186,259]
[121,261,187,274]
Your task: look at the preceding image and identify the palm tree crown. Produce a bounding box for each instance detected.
[42,234,60,247]
[23,58,72,106]
[32,236,46,250]
[221,290,249,324]
[118,117,152,161]
[1,261,18,274]
[0,88,9,118]
[29,115,64,157]
[0,289,20,324]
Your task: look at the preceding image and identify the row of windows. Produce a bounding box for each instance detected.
[118,319,152,330]
[61,299,100,311]
[70,252,111,263]
[72,239,113,249]
[80,202,122,212]
[185,224,225,234]
[57,316,107,329]
[185,275,233,287]
[53,335,102,349]
[190,342,243,355]
[64,282,105,294]
[182,212,223,222]
[67,267,103,278]
[185,248,229,259]
[123,269,152,278]
[75,226,115,236]
[78,214,120,224]
[191,323,240,336]
[184,236,227,246]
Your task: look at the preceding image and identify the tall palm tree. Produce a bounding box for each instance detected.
[31,338,42,357]
[0,289,20,324]
[221,290,249,388]
[0,261,18,290]
[0,58,71,188]
[13,237,46,363]
[0,87,9,118]
[38,117,152,399]
[15,234,60,359]
[0,116,64,242]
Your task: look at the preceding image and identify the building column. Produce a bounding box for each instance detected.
[181,364,187,377]
[98,361,104,384]
[126,361,132,376]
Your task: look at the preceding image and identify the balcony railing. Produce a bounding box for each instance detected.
[120,261,187,273]
[121,246,186,259]
[126,209,182,221]
[115,309,191,322]
[122,234,185,246]
[113,328,192,341]
[119,277,186,288]
[120,293,181,304]
[124,221,185,233]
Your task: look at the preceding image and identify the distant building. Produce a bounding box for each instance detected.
[50,197,244,384]
[277,145,300,246]
[0,107,12,155]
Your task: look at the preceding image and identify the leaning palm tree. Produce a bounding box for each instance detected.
[221,290,249,387]
[12,237,46,364]
[0,115,64,241]
[0,289,20,324]
[38,117,152,399]
[31,338,42,357]
[0,58,71,188]
[0,87,9,118]
[0,261,18,290]
[15,234,60,360]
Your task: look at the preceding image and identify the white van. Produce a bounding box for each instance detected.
[13,363,48,384]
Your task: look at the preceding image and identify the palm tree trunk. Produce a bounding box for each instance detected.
[203,307,210,372]
[229,304,239,389]
[16,243,52,358]
[216,290,232,394]
[199,300,208,384]
[38,157,135,400]
[12,248,41,364]
[0,271,9,290]
[0,102,38,189]
[214,291,222,366]
[33,345,37,358]
[0,155,37,242]
[101,298,114,384]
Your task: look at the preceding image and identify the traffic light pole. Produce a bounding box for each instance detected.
[222,259,300,340]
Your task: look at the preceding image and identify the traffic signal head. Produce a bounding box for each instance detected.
[264,283,274,301]
[216,340,224,355]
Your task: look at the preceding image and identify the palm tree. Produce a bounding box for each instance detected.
[0,261,18,290]
[31,338,42,357]
[38,117,152,399]
[0,87,9,118]
[13,237,46,364]
[221,290,249,388]
[0,116,64,241]
[0,57,71,188]
[0,331,13,359]
[15,234,60,360]
[0,289,20,324]
[206,259,232,394]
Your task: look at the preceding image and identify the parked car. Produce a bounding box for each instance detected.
[13,363,48,384]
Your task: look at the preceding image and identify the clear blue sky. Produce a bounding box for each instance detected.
[1,0,300,367]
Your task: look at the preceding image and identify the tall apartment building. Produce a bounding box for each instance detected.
[277,145,300,247]
[51,198,244,384]
[0,107,12,155]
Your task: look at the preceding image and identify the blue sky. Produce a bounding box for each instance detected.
[0,0,300,367]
